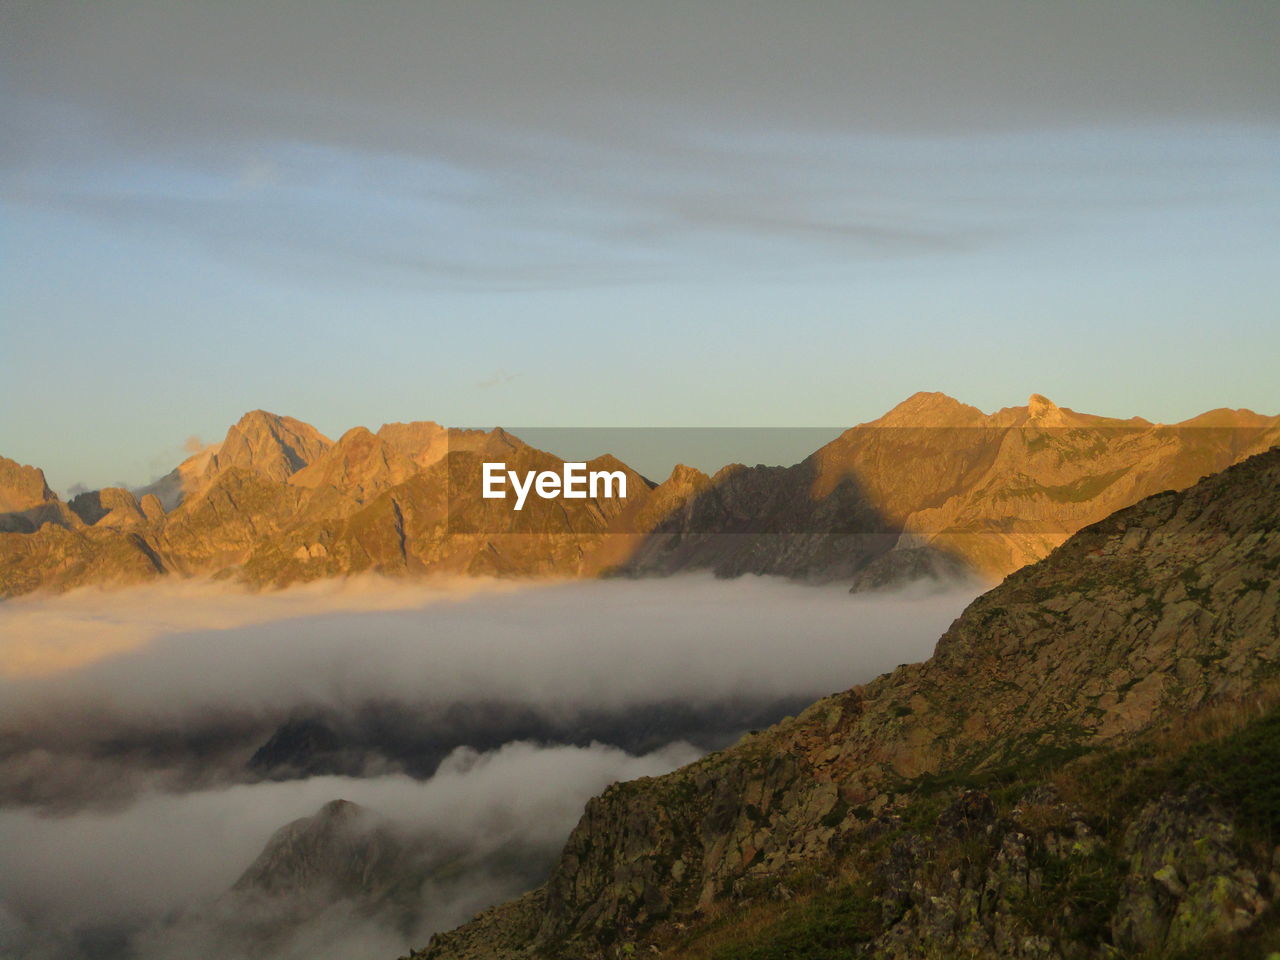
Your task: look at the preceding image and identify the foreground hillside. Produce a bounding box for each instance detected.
[413,445,1280,959]
[2,395,1276,598]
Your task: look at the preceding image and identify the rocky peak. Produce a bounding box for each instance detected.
[0,455,82,533]
[664,463,710,487]
[232,797,395,897]
[203,410,332,484]
[1026,392,1071,427]
[1026,392,1056,417]
[872,391,987,428]
[377,420,449,468]
[0,455,56,512]
[67,487,146,527]
[316,797,360,821]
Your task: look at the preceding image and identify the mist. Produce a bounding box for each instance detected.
[1,574,973,719]
[0,741,700,960]
[0,574,977,959]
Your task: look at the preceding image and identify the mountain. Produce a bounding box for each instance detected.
[131,799,433,959]
[411,444,1280,959]
[618,391,1280,584]
[2,395,1276,598]
[232,799,418,904]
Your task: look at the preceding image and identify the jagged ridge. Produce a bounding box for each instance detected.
[2,395,1277,598]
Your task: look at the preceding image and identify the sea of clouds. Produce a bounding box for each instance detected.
[0,574,977,959]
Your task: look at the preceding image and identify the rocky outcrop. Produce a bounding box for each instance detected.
[133,798,436,958]
[0,455,56,512]
[413,446,1280,959]
[68,486,147,527]
[139,492,166,522]
[1111,788,1272,954]
[0,455,80,533]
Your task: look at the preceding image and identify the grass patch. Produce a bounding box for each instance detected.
[707,883,880,960]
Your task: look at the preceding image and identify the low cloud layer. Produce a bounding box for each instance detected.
[1,574,973,720]
[0,575,525,677]
[0,574,977,958]
[0,740,699,960]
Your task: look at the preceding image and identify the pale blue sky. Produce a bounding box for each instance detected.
[2,1,1278,493]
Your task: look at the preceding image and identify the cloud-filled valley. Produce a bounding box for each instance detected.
[0,575,976,958]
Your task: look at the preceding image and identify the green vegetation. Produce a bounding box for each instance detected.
[708,883,880,960]
[1051,695,1280,846]
[1016,845,1123,946]
[664,693,1280,960]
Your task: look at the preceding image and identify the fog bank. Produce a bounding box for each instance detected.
[0,740,699,960]
[2,575,975,721]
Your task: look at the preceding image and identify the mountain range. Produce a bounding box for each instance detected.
[3,393,1276,598]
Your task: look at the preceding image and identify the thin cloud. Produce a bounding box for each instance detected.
[476,370,519,390]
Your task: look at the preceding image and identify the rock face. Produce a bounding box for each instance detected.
[413,446,1280,959]
[1,395,1276,598]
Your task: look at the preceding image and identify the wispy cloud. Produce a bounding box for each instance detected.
[477,370,519,390]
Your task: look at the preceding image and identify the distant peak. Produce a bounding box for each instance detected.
[588,453,630,471]
[1025,393,1074,427]
[318,798,361,819]
[1027,393,1058,416]
[903,390,962,408]
[664,463,710,486]
[335,425,377,445]
[230,409,330,439]
[0,455,56,511]
[875,392,985,427]
[234,409,287,429]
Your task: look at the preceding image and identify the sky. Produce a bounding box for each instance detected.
[2,0,1278,492]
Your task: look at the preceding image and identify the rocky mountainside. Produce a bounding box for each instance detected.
[2,395,1276,598]
[412,445,1280,959]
